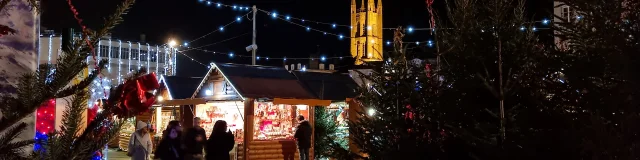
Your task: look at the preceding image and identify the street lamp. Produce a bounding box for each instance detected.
[168,39,177,47]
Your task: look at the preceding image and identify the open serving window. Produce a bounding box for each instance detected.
[195,101,245,142]
[253,102,309,140]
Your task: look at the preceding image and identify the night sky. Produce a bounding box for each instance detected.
[41,0,552,77]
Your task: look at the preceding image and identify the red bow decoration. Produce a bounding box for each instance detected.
[112,72,160,117]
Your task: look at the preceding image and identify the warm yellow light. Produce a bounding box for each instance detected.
[367,53,372,58]
[158,96,164,102]
[168,40,177,47]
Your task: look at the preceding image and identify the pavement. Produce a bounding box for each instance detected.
[105,148,129,160]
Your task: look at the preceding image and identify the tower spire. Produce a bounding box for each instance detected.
[368,0,375,11]
[360,0,365,10]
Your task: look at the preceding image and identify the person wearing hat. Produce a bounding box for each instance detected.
[128,121,153,160]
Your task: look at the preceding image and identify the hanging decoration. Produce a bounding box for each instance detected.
[34,99,56,151]
[112,72,160,118]
[35,99,57,135]
[426,0,436,35]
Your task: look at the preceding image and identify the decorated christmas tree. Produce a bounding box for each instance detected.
[349,27,458,159]
[0,0,160,159]
[350,0,552,159]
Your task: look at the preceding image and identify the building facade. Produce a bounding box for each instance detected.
[38,30,177,101]
[351,0,383,65]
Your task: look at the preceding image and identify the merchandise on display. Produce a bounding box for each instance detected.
[155,111,174,136]
[253,102,308,140]
[195,102,244,141]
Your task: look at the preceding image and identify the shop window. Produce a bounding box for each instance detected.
[254,102,309,140]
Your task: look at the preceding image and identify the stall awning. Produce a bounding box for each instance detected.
[273,98,331,106]
[158,98,207,106]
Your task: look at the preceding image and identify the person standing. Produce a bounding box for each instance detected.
[154,120,184,160]
[128,121,153,160]
[184,117,206,160]
[205,120,235,160]
[294,115,312,160]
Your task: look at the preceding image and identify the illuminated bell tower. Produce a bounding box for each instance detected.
[351,0,383,65]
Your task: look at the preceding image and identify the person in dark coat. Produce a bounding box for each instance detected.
[184,117,206,160]
[205,120,235,160]
[154,120,184,160]
[294,115,312,160]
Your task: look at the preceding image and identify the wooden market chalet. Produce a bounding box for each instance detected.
[151,62,362,160]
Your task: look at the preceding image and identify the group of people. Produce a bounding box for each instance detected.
[127,117,234,160]
[127,116,312,160]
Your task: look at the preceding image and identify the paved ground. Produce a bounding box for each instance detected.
[105,148,129,160]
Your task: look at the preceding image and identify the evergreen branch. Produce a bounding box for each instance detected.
[0,122,33,159]
[55,60,107,98]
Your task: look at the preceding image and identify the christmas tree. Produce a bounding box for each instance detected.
[349,27,457,159]
[0,0,160,159]
[432,0,553,159]
[313,106,350,159]
[531,0,640,158]
[350,0,553,159]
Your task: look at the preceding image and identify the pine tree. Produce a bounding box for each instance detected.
[313,106,350,159]
[349,27,459,159]
[0,0,136,159]
[535,0,640,158]
[416,0,549,159]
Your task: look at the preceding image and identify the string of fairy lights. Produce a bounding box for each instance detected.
[175,0,554,67]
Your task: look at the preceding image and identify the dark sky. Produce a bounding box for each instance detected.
[41,0,552,77]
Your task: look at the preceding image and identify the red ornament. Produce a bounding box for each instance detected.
[112,72,160,117]
[405,104,415,120]
[425,64,432,78]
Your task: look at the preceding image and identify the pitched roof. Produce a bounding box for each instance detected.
[292,71,358,101]
[160,76,203,99]
[212,63,317,99]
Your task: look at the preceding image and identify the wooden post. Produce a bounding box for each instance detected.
[309,105,315,160]
[243,99,255,160]
[181,105,194,128]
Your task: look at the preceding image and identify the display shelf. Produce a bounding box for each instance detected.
[253,102,308,141]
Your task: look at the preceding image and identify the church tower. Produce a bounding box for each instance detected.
[351,0,383,65]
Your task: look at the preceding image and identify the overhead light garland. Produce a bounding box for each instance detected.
[181,0,553,69]
[186,11,252,44]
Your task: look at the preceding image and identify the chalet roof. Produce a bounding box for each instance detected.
[160,76,203,99]
[209,63,317,99]
[292,71,358,101]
